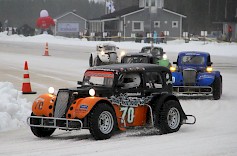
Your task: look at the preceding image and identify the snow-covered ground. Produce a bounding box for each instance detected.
[0,32,237,155]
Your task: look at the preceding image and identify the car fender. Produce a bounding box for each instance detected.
[152,93,187,120]
[197,72,216,86]
[67,97,112,119]
[157,59,171,68]
[32,93,56,117]
[172,72,183,86]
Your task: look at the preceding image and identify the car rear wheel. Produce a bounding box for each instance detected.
[95,56,102,66]
[212,76,222,100]
[154,100,182,134]
[89,103,116,140]
[30,113,55,137]
[89,55,93,67]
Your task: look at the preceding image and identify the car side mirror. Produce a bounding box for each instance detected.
[207,62,213,66]
[117,47,119,49]
[173,62,177,64]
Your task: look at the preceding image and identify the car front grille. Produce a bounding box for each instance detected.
[54,90,70,118]
[183,69,197,86]
[109,53,117,62]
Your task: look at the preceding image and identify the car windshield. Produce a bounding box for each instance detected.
[83,71,114,87]
[141,47,162,56]
[181,55,205,65]
[123,56,149,63]
[104,46,116,51]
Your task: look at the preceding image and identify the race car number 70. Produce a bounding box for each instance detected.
[120,107,135,124]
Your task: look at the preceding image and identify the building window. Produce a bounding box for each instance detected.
[151,0,156,6]
[154,21,160,28]
[145,0,149,7]
[157,0,164,8]
[132,21,144,31]
[172,21,179,28]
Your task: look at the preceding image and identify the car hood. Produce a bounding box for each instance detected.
[63,86,114,98]
[178,65,206,72]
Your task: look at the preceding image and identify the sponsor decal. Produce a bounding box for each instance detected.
[185,53,200,56]
[199,74,214,79]
[79,104,88,110]
[110,93,152,107]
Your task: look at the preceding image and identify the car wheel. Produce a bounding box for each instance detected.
[89,103,116,140]
[154,100,182,134]
[212,76,221,100]
[89,55,93,67]
[95,56,102,66]
[30,113,55,137]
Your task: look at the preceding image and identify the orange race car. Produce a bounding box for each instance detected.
[27,63,195,140]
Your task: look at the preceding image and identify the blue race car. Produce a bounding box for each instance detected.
[170,51,222,100]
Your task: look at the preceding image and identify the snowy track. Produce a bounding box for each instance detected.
[0,36,237,156]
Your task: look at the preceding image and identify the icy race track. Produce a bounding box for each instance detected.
[0,37,237,156]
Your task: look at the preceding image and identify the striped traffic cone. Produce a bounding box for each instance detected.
[43,42,50,56]
[22,61,37,94]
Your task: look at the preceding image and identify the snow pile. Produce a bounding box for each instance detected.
[0,32,237,57]
[0,82,31,132]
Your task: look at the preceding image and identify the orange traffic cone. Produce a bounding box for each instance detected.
[22,61,37,94]
[43,42,50,56]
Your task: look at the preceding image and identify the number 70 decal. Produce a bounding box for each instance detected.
[120,107,135,124]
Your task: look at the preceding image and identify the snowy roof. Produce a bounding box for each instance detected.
[90,6,144,21]
[55,12,87,21]
[90,6,186,22]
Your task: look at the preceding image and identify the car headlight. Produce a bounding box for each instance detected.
[89,88,95,97]
[120,51,126,57]
[48,87,55,94]
[170,66,176,72]
[206,67,213,72]
[101,50,105,55]
[163,54,167,60]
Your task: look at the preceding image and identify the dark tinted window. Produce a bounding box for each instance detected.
[145,72,163,88]
[123,56,149,63]
[181,55,204,65]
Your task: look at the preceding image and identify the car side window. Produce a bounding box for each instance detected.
[145,72,163,88]
[119,73,142,89]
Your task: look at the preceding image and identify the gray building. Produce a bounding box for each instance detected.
[89,0,186,40]
[54,12,87,38]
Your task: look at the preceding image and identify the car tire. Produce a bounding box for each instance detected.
[89,103,116,140]
[154,100,182,134]
[212,76,222,100]
[95,56,102,66]
[30,113,55,137]
[89,55,93,67]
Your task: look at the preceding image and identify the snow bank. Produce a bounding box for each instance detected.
[0,32,237,57]
[0,82,31,132]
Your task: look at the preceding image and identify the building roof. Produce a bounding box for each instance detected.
[90,6,186,22]
[55,12,87,21]
[162,8,186,18]
[90,6,143,21]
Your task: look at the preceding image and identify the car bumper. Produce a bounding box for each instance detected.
[173,86,213,94]
[27,116,83,130]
